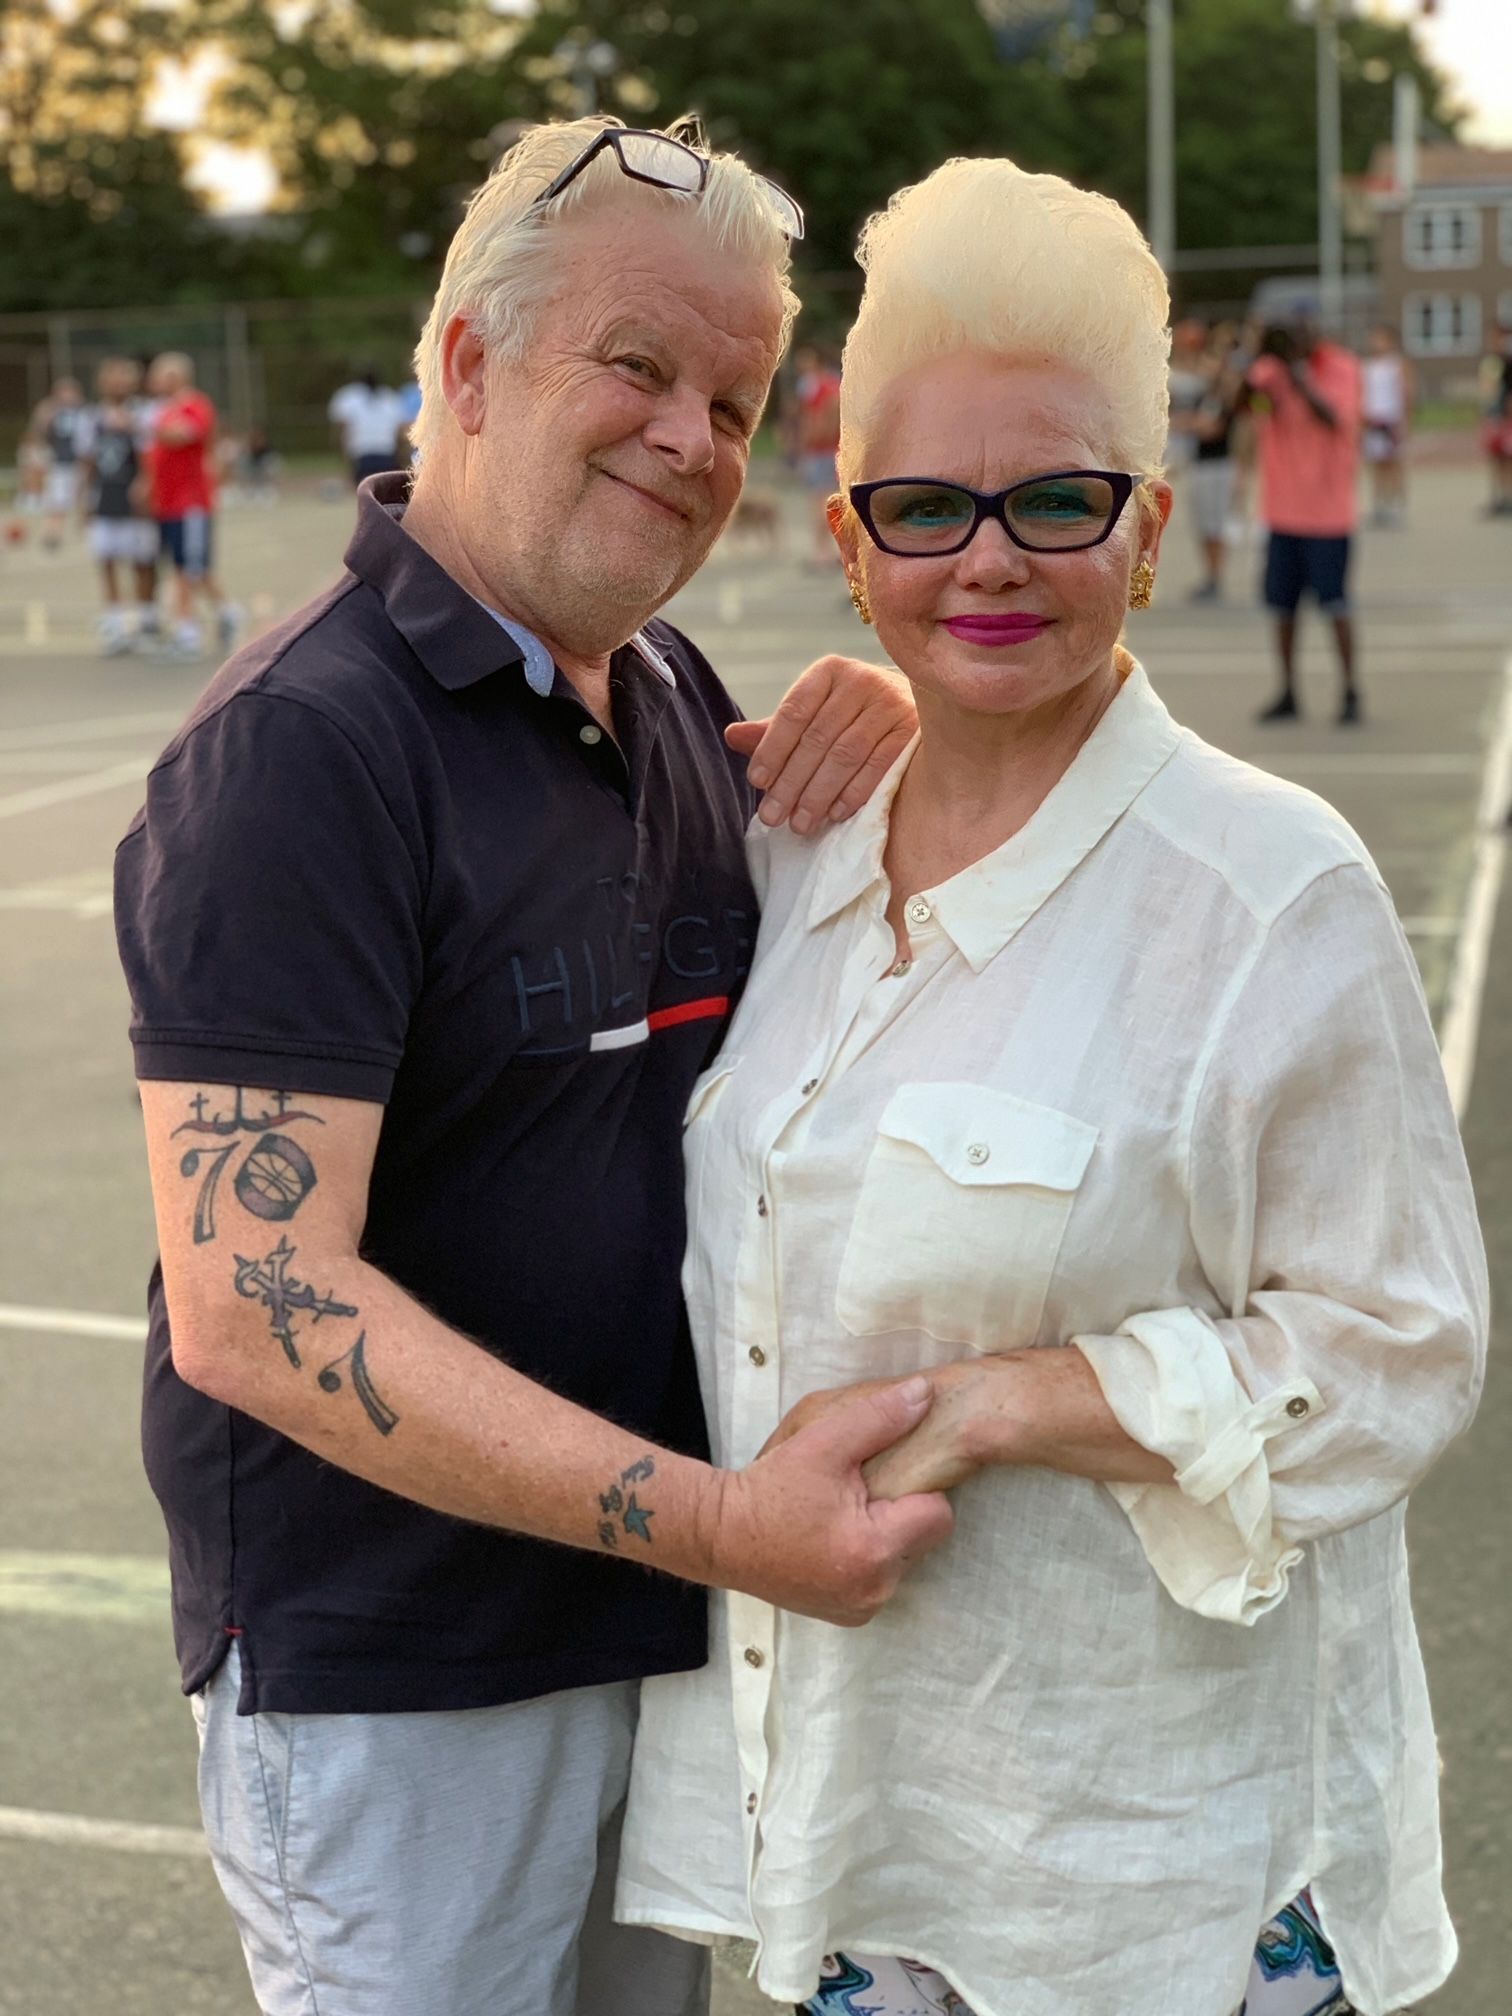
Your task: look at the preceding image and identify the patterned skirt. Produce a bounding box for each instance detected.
[798,1890,1350,2016]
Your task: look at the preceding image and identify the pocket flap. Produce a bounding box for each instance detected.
[685,1057,740,1127]
[875,1083,1097,1190]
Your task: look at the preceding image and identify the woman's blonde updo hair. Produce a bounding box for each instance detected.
[837,156,1171,489]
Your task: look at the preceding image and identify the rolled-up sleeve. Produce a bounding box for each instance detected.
[1076,863,1488,1623]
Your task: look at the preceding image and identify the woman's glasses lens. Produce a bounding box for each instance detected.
[1006,475,1117,548]
[867,476,1119,554]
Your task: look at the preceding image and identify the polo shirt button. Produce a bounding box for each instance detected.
[1286,1396,1310,1418]
[906,896,932,927]
[801,1078,818,1096]
[749,1345,767,1366]
[744,1646,765,1668]
[966,1142,990,1166]
[745,1792,758,1815]
[756,1195,768,1218]
[579,724,603,746]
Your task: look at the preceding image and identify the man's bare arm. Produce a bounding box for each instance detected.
[142,1081,953,1626]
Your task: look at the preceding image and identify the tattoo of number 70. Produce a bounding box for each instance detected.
[174,1089,321,1244]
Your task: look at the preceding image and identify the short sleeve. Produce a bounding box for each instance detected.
[114,692,426,1102]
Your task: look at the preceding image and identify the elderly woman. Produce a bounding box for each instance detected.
[615,158,1487,2016]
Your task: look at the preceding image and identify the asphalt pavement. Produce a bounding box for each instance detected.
[0,463,1506,2014]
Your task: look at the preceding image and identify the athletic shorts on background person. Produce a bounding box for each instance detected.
[1263,531,1351,617]
[1188,458,1235,543]
[801,452,837,491]
[90,519,159,567]
[159,510,214,578]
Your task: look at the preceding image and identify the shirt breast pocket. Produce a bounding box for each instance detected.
[835,1083,1097,1351]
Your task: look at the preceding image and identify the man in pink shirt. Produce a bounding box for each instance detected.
[1241,317,1363,724]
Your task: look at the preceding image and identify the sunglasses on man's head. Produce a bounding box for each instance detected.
[529,126,805,242]
[848,471,1146,558]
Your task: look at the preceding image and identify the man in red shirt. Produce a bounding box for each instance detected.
[1240,316,1363,725]
[145,352,240,660]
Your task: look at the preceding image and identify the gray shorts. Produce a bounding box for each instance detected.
[192,1644,709,2016]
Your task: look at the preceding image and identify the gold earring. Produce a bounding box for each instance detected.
[848,574,873,626]
[1129,558,1156,611]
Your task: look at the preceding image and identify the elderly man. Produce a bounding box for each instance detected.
[114,117,950,2016]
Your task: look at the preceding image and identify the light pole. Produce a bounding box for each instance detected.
[1147,0,1175,274]
[1315,0,1344,334]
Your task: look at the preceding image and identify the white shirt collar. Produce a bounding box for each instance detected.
[807,661,1182,972]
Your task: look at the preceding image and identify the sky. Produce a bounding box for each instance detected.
[155,0,1512,215]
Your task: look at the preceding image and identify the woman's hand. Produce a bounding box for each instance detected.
[861,1361,992,1500]
[759,1374,925,1458]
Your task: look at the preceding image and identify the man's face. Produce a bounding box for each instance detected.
[457,197,784,654]
[148,358,187,398]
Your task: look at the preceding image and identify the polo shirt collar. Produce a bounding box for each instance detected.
[807,661,1182,972]
[345,473,678,697]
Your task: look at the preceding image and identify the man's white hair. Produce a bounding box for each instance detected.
[412,116,800,459]
[837,156,1171,487]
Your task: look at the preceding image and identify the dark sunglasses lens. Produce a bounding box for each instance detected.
[868,483,977,552]
[1007,475,1117,548]
[617,133,705,192]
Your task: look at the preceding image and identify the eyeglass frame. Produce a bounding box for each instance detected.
[529,126,805,241]
[847,470,1148,558]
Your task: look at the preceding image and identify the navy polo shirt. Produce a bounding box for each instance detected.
[114,475,758,1714]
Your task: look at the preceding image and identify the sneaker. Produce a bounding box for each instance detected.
[1337,690,1363,727]
[215,602,245,650]
[1256,692,1300,724]
[98,610,132,658]
[166,622,203,661]
[1188,580,1222,603]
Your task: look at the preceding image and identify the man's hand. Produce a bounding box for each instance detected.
[726,655,915,834]
[763,1364,988,1503]
[710,1377,954,1626]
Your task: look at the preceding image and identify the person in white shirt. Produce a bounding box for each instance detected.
[617,156,1488,2016]
[1361,324,1414,529]
[327,368,406,484]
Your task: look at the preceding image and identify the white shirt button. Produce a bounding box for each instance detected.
[744,1647,765,1669]
[748,1345,767,1367]
[1286,1395,1310,1418]
[906,896,933,927]
[966,1142,990,1166]
[756,1195,768,1218]
[579,724,603,746]
[801,1078,818,1096]
[745,1791,758,1815]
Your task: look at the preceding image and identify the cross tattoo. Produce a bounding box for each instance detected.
[232,1235,357,1368]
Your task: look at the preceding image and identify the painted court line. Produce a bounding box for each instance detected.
[1440,653,1512,1118]
[0,1806,208,1859]
[0,757,147,822]
[0,1303,147,1342]
[0,1550,169,1625]
[0,708,178,753]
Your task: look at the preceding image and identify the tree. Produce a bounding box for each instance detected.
[0,1,229,312]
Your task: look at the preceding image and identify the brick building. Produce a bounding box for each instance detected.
[1362,143,1512,401]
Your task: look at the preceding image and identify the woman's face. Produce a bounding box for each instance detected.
[836,350,1171,722]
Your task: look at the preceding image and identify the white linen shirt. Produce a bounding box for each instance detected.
[616,665,1487,2016]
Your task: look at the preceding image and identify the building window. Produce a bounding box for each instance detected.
[1403,204,1482,269]
[1402,292,1483,357]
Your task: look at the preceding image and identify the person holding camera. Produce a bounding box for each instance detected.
[1240,315,1363,726]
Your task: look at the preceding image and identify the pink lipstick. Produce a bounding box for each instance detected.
[942,614,1054,645]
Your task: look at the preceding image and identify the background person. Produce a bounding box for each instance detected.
[619,152,1487,2016]
[29,376,88,549]
[1361,323,1414,528]
[1479,324,1512,518]
[792,341,843,567]
[1186,330,1243,601]
[144,351,240,659]
[77,357,160,655]
[328,365,407,484]
[1240,316,1363,725]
